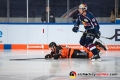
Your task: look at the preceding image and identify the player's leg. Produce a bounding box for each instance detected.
[85,31,101,61]
[94,40,107,51]
[71,49,88,58]
[79,32,94,58]
[93,40,107,56]
[79,32,86,46]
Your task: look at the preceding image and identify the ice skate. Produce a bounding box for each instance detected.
[91,54,101,61]
[94,41,107,51]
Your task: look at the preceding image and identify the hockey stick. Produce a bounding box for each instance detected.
[9,58,46,61]
[77,30,115,40]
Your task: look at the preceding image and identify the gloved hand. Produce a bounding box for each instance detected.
[95,31,101,39]
[72,26,79,33]
[53,54,62,59]
[45,54,52,59]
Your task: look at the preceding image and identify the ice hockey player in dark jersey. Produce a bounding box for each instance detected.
[45,42,107,60]
[72,4,102,61]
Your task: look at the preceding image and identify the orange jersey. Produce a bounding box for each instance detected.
[51,44,104,59]
[59,46,93,58]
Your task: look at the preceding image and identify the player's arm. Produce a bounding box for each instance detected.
[53,46,63,59]
[90,13,101,38]
[72,15,81,33]
[89,12,100,32]
[53,50,63,59]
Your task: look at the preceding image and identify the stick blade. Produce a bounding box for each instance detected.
[106,34,116,40]
[9,58,45,61]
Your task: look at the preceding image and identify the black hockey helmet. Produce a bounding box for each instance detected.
[49,42,57,48]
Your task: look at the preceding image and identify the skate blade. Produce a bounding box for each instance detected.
[91,59,101,62]
[97,59,101,61]
[91,59,95,61]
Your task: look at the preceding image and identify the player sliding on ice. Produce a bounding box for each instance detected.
[45,42,107,60]
[72,4,103,61]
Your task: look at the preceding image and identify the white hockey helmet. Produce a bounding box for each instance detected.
[79,4,87,10]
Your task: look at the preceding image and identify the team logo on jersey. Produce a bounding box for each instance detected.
[94,23,97,26]
[92,18,95,22]
[84,19,88,22]
[69,71,77,79]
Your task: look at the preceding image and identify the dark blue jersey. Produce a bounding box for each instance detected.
[74,11,100,32]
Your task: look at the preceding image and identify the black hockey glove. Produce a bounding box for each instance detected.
[45,54,52,59]
[95,31,101,39]
[72,26,79,33]
[53,54,62,59]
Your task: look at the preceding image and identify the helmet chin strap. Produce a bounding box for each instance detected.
[80,9,86,16]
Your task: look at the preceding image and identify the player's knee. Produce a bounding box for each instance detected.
[85,38,93,46]
[79,40,85,46]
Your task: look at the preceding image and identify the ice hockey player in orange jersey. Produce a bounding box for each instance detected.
[45,41,107,60]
